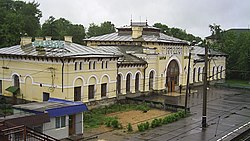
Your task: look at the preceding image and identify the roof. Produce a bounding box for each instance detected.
[96,46,147,65]
[0,41,118,58]
[205,28,250,39]
[0,113,50,128]
[191,46,227,61]
[5,86,19,93]
[84,32,188,44]
[13,98,88,117]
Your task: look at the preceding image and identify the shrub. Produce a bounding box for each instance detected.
[111,119,119,128]
[151,118,163,128]
[127,123,133,132]
[144,122,150,130]
[105,117,117,127]
[137,123,145,132]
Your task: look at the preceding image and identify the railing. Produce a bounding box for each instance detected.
[0,123,59,141]
[126,97,189,112]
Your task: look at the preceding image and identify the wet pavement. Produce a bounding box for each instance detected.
[86,87,250,141]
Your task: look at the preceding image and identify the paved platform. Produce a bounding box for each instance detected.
[85,87,250,141]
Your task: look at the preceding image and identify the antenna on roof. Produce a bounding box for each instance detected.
[130,14,133,26]
[146,17,148,26]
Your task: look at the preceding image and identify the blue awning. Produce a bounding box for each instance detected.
[46,104,88,117]
[46,98,88,117]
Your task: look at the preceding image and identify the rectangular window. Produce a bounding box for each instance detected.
[101,83,107,97]
[79,62,82,70]
[88,85,95,99]
[43,92,50,101]
[75,62,78,70]
[55,117,60,128]
[55,116,66,128]
[61,116,66,127]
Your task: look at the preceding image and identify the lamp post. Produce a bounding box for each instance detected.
[184,51,191,114]
[202,45,208,128]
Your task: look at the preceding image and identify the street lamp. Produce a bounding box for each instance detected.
[184,41,199,114]
[202,44,209,128]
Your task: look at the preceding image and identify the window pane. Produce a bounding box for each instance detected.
[61,116,66,127]
[55,117,60,128]
[75,62,77,70]
[101,83,107,97]
[88,85,95,99]
[89,62,92,69]
[79,62,82,70]
[105,61,108,68]
[93,61,96,69]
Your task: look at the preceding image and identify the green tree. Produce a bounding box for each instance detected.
[87,21,116,38]
[0,0,42,48]
[153,23,202,43]
[209,25,250,80]
[41,17,86,44]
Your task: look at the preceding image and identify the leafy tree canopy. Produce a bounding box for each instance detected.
[41,16,86,44]
[0,0,42,48]
[153,23,202,43]
[87,21,116,38]
[209,24,250,80]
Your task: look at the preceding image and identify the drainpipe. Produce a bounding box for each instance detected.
[61,58,65,92]
[143,63,148,92]
[116,61,119,100]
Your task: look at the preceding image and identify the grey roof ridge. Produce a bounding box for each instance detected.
[124,53,147,64]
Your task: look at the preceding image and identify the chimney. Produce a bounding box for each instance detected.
[131,24,143,39]
[20,37,32,47]
[45,36,52,41]
[35,37,44,41]
[64,36,72,43]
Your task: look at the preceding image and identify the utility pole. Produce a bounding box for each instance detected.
[185,52,191,114]
[202,45,208,128]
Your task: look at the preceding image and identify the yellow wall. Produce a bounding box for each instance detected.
[87,39,226,93]
[0,56,118,102]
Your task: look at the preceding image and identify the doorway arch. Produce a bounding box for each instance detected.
[166,60,179,92]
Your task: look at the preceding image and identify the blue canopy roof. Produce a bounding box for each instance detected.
[13,98,88,117]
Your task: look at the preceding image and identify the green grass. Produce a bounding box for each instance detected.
[83,103,150,129]
[225,79,250,87]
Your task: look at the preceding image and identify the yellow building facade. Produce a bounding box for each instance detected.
[0,22,226,105]
[0,36,119,103]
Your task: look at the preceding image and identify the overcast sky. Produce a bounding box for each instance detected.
[24,0,250,38]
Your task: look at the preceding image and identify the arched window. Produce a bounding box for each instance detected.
[126,73,131,93]
[13,75,20,88]
[217,66,219,79]
[202,67,205,82]
[193,68,196,83]
[212,66,215,80]
[198,67,201,81]
[88,77,97,100]
[135,73,140,92]
[220,66,223,78]
[149,71,154,90]
[117,74,122,94]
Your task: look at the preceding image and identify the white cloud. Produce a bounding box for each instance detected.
[24,0,250,38]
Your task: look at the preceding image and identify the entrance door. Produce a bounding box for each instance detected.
[69,115,76,135]
[166,60,179,92]
[171,80,175,92]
